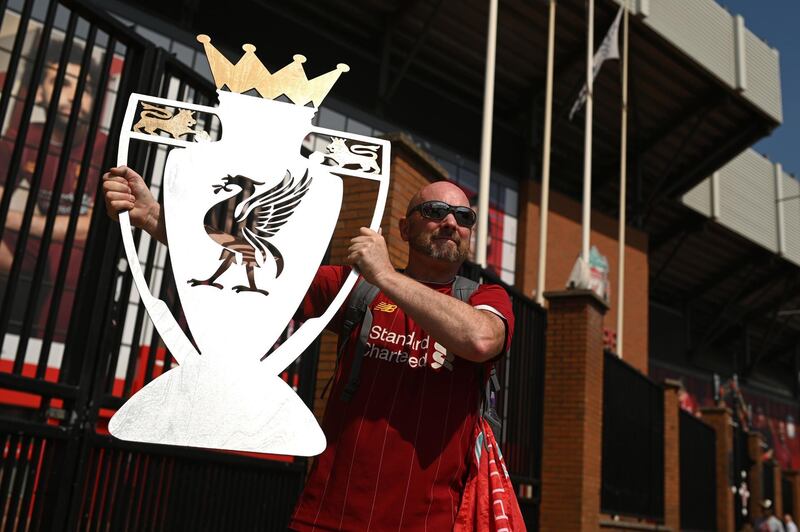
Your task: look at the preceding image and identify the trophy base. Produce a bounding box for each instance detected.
[108,359,326,456]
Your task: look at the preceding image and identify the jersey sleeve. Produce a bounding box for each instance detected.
[468,283,515,357]
[294,265,352,331]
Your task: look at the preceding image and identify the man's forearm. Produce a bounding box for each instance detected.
[373,270,505,363]
[143,202,167,245]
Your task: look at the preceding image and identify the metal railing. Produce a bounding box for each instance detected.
[679,410,716,531]
[763,459,776,506]
[460,261,546,529]
[601,351,665,520]
[0,0,317,529]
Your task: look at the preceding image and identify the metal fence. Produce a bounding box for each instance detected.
[460,262,546,530]
[71,436,305,531]
[763,459,776,506]
[601,352,665,520]
[0,0,316,529]
[679,410,716,531]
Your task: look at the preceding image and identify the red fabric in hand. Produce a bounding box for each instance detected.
[454,418,526,532]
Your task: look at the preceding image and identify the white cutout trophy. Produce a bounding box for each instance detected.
[109,35,390,455]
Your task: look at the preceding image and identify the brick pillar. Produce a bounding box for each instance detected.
[784,470,800,520]
[749,432,765,520]
[663,380,681,530]
[700,407,734,532]
[774,463,783,517]
[540,289,608,531]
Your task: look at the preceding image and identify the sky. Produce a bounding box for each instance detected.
[719,1,800,178]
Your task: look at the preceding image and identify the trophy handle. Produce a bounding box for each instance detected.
[115,93,220,364]
[261,137,391,376]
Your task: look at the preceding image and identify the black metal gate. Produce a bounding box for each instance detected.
[679,410,716,531]
[459,263,546,530]
[0,0,316,529]
[601,352,665,521]
[733,425,752,530]
[763,459,776,506]
[496,281,546,530]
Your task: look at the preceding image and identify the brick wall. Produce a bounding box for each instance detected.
[517,179,649,373]
[540,290,607,531]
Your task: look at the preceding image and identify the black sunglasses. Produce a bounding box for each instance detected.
[407,201,477,228]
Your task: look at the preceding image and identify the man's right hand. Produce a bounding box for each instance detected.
[102,166,167,244]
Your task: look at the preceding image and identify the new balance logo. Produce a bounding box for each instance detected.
[374,301,397,313]
[431,341,454,371]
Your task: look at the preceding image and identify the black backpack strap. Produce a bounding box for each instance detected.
[340,278,379,341]
[481,365,503,435]
[454,275,506,435]
[452,275,479,303]
[320,278,379,400]
[445,275,505,434]
[339,280,380,402]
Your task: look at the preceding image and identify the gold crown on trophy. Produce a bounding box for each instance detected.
[196,34,349,107]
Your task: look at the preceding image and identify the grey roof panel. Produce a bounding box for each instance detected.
[613,0,782,123]
[684,149,800,262]
[744,29,783,122]
[783,174,800,264]
[683,177,712,218]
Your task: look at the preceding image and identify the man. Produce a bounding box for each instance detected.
[0,37,103,340]
[103,166,514,530]
[785,513,799,532]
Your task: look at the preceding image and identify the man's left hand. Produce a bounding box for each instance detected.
[346,227,395,286]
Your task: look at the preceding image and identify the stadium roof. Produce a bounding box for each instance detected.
[117,0,781,221]
[646,151,800,387]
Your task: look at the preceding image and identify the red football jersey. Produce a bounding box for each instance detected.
[290,266,514,532]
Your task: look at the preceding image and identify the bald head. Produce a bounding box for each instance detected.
[406,181,470,215]
[401,180,473,265]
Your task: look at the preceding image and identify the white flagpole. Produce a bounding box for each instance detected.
[476,0,498,268]
[616,1,629,358]
[581,0,594,267]
[536,0,557,305]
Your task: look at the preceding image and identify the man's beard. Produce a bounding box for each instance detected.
[409,228,470,263]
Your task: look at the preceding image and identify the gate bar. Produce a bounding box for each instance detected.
[35,25,102,379]
[0,0,60,360]
[14,11,82,371]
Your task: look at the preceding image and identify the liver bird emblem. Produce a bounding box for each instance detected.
[188,170,311,295]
